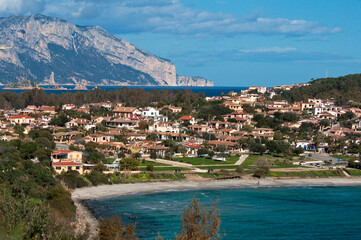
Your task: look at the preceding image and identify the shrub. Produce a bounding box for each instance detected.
[235,166,244,174]
[146,164,154,172]
[253,168,267,178]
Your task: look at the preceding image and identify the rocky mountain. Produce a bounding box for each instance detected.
[0,15,213,86]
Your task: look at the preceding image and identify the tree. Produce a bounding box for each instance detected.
[254,157,270,177]
[133,152,141,159]
[119,158,140,171]
[93,163,107,173]
[215,144,227,153]
[293,147,305,155]
[99,215,138,240]
[50,113,69,126]
[150,151,157,160]
[14,124,25,138]
[202,133,216,141]
[249,143,266,154]
[320,119,330,128]
[86,150,106,164]
[176,198,220,240]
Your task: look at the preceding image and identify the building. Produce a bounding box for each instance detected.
[113,107,140,119]
[142,107,159,119]
[180,116,196,125]
[51,150,83,162]
[9,115,35,125]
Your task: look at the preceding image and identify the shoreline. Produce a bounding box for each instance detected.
[72,177,361,201]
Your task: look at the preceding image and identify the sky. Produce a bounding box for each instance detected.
[0,0,361,87]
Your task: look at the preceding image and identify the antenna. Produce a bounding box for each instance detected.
[326,69,328,78]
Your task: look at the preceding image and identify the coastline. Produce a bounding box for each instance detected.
[71,177,361,239]
[72,178,361,201]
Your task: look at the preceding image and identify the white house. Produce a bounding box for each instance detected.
[142,107,159,119]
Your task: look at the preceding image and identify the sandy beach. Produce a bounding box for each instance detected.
[72,177,361,201]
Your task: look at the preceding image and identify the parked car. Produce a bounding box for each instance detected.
[315,163,321,167]
[299,161,306,166]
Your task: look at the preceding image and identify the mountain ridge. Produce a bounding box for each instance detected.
[0,14,213,87]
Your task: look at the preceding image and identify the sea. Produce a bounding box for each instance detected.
[0,85,248,97]
[85,186,361,240]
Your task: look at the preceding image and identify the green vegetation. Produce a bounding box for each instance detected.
[241,154,308,169]
[175,198,220,240]
[0,134,84,239]
[197,165,239,170]
[139,166,187,171]
[140,160,169,166]
[130,173,185,181]
[266,170,344,178]
[174,156,239,165]
[278,73,361,105]
[344,169,361,176]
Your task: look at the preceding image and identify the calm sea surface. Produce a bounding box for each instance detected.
[86,186,361,240]
[0,85,248,97]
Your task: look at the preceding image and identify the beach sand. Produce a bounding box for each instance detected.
[72,177,361,200]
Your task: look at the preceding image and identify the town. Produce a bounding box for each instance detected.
[1,84,360,185]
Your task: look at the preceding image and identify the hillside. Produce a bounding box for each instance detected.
[279,74,361,105]
[0,15,213,86]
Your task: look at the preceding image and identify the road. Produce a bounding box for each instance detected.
[309,153,341,165]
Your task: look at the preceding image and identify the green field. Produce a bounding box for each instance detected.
[197,165,240,170]
[105,158,115,164]
[344,168,361,176]
[140,160,170,166]
[174,156,239,165]
[241,154,308,169]
[266,170,344,178]
[130,172,186,181]
[332,155,355,161]
[139,166,188,171]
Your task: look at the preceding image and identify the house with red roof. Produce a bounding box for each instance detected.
[8,115,35,125]
[181,142,202,156]
[51,150,89,174]
[51,150,83,162]
[180,115,196,125]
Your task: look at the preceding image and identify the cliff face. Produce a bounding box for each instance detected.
[0,15,213,86]
[176,76,214,86]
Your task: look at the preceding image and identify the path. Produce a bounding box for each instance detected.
[145,158,208,173]
[234,154,249,165]
[309,153,340,164]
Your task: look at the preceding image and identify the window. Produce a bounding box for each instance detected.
[56,167,61,170]
[68,166,72,170]
[76,166,80,170]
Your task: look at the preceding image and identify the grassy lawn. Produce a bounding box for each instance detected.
[173,156,239,165]
[130,172,186,181]
[197,165,240,170]
[241,154,309,169]
[196,172,240,178]
[332,155,355,161]
[140,160,169,166]
[139,166,188,171]
[104,158,115,164]
[266,170,344,178]
[344,168,361,176]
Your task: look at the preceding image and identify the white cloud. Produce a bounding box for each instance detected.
[1,0,341,37]
[0,0,45,15]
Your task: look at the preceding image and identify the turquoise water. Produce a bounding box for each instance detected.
[86,186,361,239]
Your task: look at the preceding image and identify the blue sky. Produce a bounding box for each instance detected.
[1,0,360,86]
